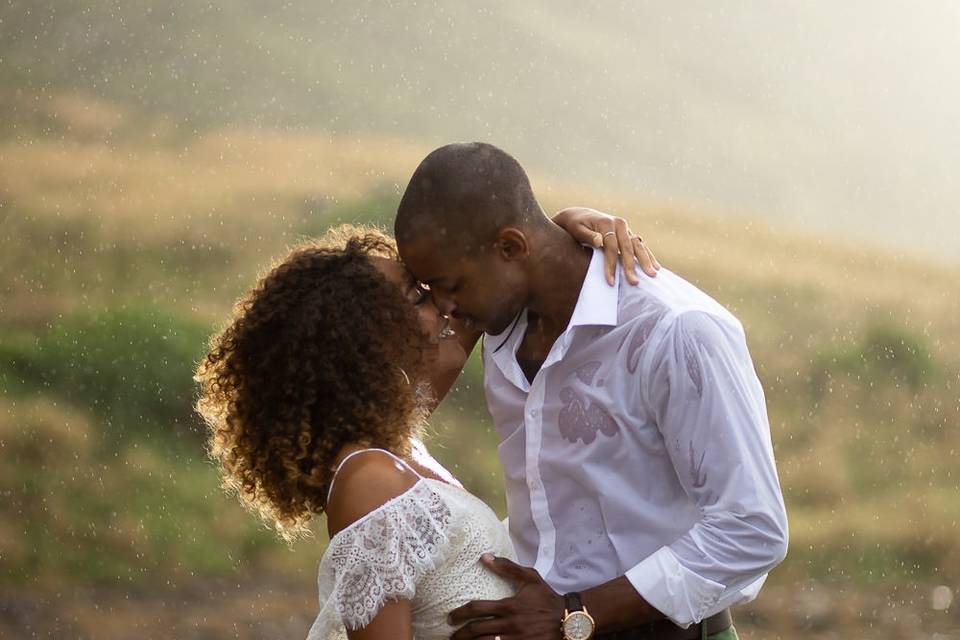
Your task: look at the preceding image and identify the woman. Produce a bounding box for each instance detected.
[195,209,658,640]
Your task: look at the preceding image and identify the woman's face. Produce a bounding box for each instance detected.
[368,256,464,380]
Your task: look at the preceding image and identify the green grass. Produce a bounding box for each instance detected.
[811,322,938,398]
[0,304,211,449]
[0,398,282,587]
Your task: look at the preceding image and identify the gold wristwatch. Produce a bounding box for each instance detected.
[561,592,596,640]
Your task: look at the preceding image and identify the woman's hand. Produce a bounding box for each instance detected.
[552,206,661,286]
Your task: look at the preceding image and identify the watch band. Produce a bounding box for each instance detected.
[563,591,584,613]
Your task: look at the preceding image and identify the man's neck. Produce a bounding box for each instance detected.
[525,223,593,337]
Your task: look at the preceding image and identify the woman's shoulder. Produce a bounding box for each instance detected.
[325,448,421,539]
[408,438,464,488]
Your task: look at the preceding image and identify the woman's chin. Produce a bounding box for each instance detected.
[436,340,467,373]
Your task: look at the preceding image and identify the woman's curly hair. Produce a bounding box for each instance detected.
[195,225,431,541]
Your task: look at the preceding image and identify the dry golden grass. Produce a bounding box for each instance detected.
[4,113,956,324]
[5,131,959,383]
[0,127,423,240]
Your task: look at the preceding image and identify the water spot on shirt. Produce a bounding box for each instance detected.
[574,360,602,385]
[682,332,704,397]
[689,441,708,489]
[558,386,619,444]
[625,317,658,373]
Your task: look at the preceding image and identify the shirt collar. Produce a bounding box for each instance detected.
[484,247,619,343]
[484,308,532,391]
[483,248,619,389]
[567,247,620,329]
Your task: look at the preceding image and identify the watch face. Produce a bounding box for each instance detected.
[563,611,595,640]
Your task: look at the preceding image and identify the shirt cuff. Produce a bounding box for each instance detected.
[624,546,725,628]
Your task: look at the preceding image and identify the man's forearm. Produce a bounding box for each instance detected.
[580,576,664,634]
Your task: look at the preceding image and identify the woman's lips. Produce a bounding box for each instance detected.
[438,316,457,340]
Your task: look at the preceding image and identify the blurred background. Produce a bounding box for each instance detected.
[1,2,958,638]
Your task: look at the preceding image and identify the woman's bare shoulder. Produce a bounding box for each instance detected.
[326,449,420,538]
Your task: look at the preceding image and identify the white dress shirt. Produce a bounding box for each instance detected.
[481,248,788,627]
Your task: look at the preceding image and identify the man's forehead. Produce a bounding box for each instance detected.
[399,239,471,281]
[399,223,492,252]
[410,261,462,286]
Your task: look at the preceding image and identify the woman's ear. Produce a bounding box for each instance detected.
[494,227,529,261]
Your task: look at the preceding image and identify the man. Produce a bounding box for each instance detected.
[395,142,787,640]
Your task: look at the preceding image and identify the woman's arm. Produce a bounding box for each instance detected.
[347,600,414,640]
[326,452,421,640]
[422,316,478,413]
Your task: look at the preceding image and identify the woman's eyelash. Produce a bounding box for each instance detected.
[412,285,430,305]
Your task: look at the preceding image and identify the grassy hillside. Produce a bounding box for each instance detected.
[1,90,959,637]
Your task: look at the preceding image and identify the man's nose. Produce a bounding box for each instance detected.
[430,290,456,317]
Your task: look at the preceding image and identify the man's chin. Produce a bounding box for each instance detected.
[484,316,516,337]
[464,310,519,337]
[460,316,494,335]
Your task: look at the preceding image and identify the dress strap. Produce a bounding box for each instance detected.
[326,448,421,504]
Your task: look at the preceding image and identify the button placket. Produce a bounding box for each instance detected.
[525,377,557,576]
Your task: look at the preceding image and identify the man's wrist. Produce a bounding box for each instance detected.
[580,576,663,634]
[563,591,584,614]
[561,591,596,640]
[550,207,576,226]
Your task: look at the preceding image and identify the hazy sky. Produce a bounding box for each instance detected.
[3,1,958,261]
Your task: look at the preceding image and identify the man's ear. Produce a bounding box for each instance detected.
[494,227,529,261]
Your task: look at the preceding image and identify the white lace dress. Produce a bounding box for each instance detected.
[306,453,517,640]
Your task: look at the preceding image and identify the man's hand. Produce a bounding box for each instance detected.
[449,554,565,640]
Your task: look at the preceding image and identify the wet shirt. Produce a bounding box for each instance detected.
[481,249,788,627]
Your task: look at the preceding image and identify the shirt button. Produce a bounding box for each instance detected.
[530,409,538,417]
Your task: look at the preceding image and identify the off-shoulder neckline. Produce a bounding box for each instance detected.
[327,477,471,545]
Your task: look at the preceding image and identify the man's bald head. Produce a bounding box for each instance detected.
[395,142,548,253]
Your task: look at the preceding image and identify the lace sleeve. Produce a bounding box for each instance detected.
[306,481,453,639]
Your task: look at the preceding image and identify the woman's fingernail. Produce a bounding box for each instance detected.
[481,553,494,562]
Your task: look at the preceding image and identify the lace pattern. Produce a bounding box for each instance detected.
[306,479,516,640]
[310,481,451,635]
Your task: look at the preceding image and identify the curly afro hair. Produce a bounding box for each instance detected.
[195,225,431,541]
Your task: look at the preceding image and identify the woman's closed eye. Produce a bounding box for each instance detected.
[409,283,431,305]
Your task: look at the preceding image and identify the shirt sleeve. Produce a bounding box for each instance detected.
[624,310,788,627]
[307,482,453,639]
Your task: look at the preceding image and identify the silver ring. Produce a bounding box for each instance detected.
[602,231,616,238]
